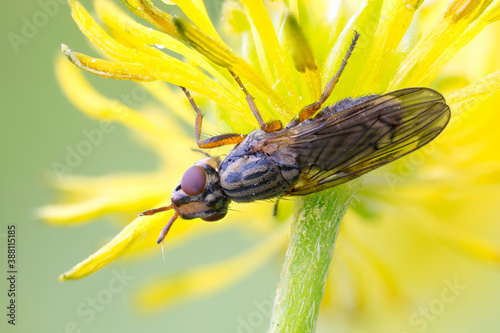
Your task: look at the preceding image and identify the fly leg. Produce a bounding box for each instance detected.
[297,31,360,123]
[273,199,280,217]
[181,87,246,148]
[230,71,283,133]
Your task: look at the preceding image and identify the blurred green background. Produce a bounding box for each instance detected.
[2,1,500,333]
[0,1,282,332]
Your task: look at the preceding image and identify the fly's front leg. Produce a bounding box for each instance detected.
[298,31,360,122]
[230,71,283,133]
[181,87,246,148]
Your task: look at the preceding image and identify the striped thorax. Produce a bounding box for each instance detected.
[219,130,300,202]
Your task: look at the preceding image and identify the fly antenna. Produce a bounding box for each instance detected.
[139,203,174,216]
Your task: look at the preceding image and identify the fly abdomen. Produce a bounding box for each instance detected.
[219,153,299,203]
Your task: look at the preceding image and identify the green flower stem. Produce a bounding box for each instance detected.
[269,182,359,333]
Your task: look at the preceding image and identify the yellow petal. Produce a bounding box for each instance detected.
[40,198,112,225]
[174,18,291,117]
[303,0,347,68]
[249,20,276,88]
[389,0,500,89]
[56,53,172,138]
[282,14,317,73]
[38,173,170,224]
[170,0,223,43]
[446,70,500,117]
[123,200,283,263]
[61,44,154,81]
[72,0,151,62]
[240,0,298,104]
[222,1,251,33]
[133,222,289,312]
[59,213,169,280]
[95,0,238,98]
[288,0,299,20]
[119,0,178,37]
[69,1,240,111]
[281,14,321,102]
[322,0,384,103]
[123,217,235,261]
[352,0,424,95]
[56,52,210,165]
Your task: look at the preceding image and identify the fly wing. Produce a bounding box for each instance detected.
[262,88,451,196]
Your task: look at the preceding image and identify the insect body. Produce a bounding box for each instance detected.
[140,32,451,244]
[218,129,301,202]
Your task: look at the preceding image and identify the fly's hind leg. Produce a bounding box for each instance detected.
[230,71,283,133]
[181,87,246,148]
[297,31,360,123]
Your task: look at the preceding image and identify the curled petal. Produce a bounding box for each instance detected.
[61,44,154,81]
[69,1,240,111]
[56,53,186,142]
[95,0,238,98]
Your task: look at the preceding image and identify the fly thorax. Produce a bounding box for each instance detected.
[171,161,230,220]
[219,153,300,203]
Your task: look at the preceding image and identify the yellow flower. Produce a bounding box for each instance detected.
[41,0,500,331]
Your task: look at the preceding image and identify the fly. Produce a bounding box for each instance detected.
[140,32,451,244]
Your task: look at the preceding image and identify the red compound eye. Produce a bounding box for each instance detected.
[202,211,227,222]
[180,165,207,196]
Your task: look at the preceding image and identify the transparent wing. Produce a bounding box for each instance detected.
[263,88,451,196]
